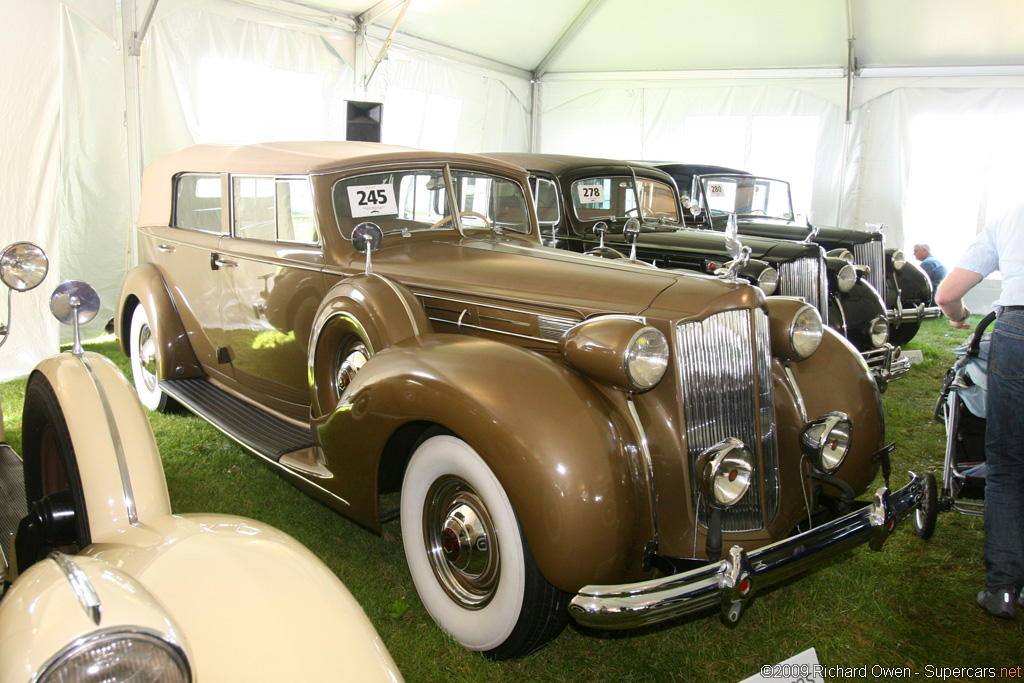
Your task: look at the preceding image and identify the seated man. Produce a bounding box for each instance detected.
[914,243,948,290]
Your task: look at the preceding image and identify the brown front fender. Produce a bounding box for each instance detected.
[314,334,653,592]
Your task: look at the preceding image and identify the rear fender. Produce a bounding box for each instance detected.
[314,334,649,592]
[115,264,202,379]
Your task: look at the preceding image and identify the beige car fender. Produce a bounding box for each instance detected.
[29,350,172,541]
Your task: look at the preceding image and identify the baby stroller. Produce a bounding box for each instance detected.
[934,311,998,518]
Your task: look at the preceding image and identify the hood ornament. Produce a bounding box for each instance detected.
[723,213,751,279]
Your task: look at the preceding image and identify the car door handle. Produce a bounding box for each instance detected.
[157,244,175,253]
[211,253,238,270]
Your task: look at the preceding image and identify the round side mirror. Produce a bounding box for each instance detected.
[1,242,48,292]
[593,221,608,236]
[623,217,641,244]
[352,222,384,254]
[49,280,100,326]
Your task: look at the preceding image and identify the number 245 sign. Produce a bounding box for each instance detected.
[348,184,398,217]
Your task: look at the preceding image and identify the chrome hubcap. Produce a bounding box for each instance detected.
[138,325,158,392]
[424,476,499,609]
[336,343,368,395]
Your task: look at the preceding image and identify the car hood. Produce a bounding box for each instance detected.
[710,215,880,248]
[362,234,752,320]
[632,225,822,263]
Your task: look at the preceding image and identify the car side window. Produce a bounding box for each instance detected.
[232,176,319,244]
[533,177,560,226]
[173,173,223,233]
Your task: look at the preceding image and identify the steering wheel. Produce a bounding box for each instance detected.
[429,211,492,230]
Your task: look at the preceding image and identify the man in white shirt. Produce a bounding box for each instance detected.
[936,201,1024,620]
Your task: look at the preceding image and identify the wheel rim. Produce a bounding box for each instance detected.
[137,323,159,393]
[423,475,500,609]
[335,342,368,396]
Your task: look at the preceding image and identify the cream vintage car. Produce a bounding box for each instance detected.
[0,242,403,682]
[114,142,935,660]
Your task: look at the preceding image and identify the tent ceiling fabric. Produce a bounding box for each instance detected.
[251,0,1024,74]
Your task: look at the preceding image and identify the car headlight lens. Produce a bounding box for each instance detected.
[697,438,754,508]
[757,266,779,296]
[0,241,49,291]
[800,412,852,473]
[891,249,906,271]
[791,305,823,359]
[38,630,191,683]
[625,326,670,390]
[837,263,857,293]
[869,315,889,347]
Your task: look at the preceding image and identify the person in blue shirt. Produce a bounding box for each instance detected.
[914,243,948,291]
[936,202,1024,620]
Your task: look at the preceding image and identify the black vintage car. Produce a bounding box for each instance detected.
[655,163,941,346]
[487,153,907,386]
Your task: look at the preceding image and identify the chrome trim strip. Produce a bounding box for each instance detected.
[568,476,922,630]
[48,552,101,625]
[418,291,580,322]
[783,365,808,423]
[79,353,138,526]
[429,317,559,344]
[626,396,659,543]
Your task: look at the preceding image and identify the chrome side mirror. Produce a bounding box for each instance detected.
[50,280,100,356]
[352,222,384,275]
[1,242,49,350]
[623,218,641,261]
[593,221,609,250]
[1,242,48,292]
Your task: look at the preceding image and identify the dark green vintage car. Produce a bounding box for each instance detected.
[655,163,941,347]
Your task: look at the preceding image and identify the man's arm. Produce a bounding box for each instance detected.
[935,267,984,329]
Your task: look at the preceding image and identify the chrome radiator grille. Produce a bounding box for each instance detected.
[675,308,779,531]
[778,255,829,324]
[854,240,886,300]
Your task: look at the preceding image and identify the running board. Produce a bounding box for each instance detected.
[1,443,27,577]
[159,378,313,463]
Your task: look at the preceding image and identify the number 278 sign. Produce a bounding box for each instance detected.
[348,184,398,217]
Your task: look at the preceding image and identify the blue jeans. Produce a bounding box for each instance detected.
[985,308,1024,594]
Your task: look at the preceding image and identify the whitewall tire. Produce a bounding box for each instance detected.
[129,305,174,412]
[400,434,569,659]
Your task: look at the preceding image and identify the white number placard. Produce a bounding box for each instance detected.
[576,184,606,204]
[707,183,726,198]
[347,184,398,218]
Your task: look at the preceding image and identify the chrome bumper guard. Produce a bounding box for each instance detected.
[568,473,926,631]
[888,303,942,324]
[862,344,911,391]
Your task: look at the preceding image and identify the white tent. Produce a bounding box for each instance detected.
[4,0,1024,378]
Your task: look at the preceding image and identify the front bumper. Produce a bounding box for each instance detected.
[862,344,911,391]
[888,302,942,325]
[568,473,926,630]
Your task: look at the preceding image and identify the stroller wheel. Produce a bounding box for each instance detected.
[912,471,938,540]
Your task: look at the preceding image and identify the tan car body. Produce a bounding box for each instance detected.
[114,142,924,657]
[1,351,402,679]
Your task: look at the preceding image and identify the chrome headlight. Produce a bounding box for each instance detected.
[696,438,754,508]
[836,263,857,293]
[1,241,49,291]
[891,249,906,271]
[38,629,191,683]
[869,315,889,348]
[791,304,823,359]
[827,248,854,264]
[800,412,852,473]
[757,266,779,296]
[624,326,670,390]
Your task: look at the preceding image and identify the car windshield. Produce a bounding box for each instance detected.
[332,167,532,239]
[570,176,680,225]
[699,175,794,221]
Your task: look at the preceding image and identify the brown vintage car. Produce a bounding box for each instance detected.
[115,142,933,659]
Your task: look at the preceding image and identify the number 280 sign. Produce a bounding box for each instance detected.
[348,184,398,218]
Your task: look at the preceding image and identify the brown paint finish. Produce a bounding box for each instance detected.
[117,142,890,598]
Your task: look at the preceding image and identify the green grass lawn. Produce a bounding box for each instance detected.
[3,319,1021,682]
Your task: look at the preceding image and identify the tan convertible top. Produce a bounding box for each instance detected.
[138,141,528,227]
